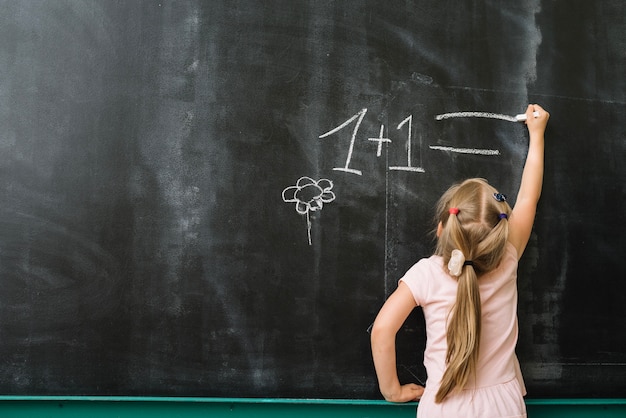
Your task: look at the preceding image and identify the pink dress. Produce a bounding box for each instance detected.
[400,242,527,418]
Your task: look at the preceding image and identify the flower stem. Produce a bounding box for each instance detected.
[306,211,312,246]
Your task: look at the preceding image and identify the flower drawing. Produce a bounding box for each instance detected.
[282,176,336,245]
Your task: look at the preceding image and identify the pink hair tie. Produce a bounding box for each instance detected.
[449,207,459,215]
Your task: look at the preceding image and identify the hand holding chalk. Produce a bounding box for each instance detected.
[515,111,540,122]
[524,104,550,137]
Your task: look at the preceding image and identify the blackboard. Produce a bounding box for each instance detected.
[0,0,624,398]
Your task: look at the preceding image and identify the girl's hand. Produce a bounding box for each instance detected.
[525,104,549,137]
[383,383,425,403]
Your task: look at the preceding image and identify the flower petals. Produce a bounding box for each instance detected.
[320,191,336,203]
[296,201,309,215]
[282,186,299,202]
[282,177,336,215]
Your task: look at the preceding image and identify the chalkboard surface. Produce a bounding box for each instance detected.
[0,1,624,398]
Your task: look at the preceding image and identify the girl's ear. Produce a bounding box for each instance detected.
[437,221,443,237]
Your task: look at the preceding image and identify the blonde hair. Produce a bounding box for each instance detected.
[433,178,511,403]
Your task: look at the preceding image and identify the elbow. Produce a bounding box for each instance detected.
[370,319,396,346]
[369,320,385,341]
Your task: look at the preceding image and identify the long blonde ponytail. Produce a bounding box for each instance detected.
[436,263,481,402]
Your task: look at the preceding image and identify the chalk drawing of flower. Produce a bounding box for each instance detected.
[282,177,336,245]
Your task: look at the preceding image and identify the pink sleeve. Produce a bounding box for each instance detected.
[398,259,430,307]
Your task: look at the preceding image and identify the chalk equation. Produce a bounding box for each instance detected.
[318,108,521,175]
[282,177,336,245]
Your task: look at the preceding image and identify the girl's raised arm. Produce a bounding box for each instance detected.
[508,104,549,259]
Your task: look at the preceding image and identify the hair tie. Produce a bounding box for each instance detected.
[449,207,459,215]
[493,193,507,202]
[498,213,508,220]
[463,260,474,267]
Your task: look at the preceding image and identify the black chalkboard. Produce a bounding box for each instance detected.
[0,0,624,398]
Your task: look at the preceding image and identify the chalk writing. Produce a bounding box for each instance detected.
[429,145,500,156]
[367,124,391,157]
[319,108,510,176]
[320,108,424,175]
[282,177,336,245]
[319,108,514,174]
[434,111,518,122]
[390,115,425,172]
[319,108,367,175]
[285,108,515,245]
[431,110,524,155]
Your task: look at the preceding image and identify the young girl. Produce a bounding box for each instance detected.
[371,104,549,418]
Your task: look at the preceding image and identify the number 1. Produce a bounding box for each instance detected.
[319,108,367,176]
[389,115,425,173]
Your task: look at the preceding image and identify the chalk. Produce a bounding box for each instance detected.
[515,111,540,122]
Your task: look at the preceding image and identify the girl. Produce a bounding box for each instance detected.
[370,104,549,417]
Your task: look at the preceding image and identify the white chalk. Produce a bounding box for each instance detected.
[515,111,540,122]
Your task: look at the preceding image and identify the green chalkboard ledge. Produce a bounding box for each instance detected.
[0,397,625,417]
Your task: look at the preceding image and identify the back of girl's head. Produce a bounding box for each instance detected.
[433,178,511,403]
[435,178,511,273]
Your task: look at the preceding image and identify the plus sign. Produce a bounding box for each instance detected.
[368,125,391,157]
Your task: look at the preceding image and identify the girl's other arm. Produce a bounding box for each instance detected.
[370,282,424,402]
[508,104,549,259]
